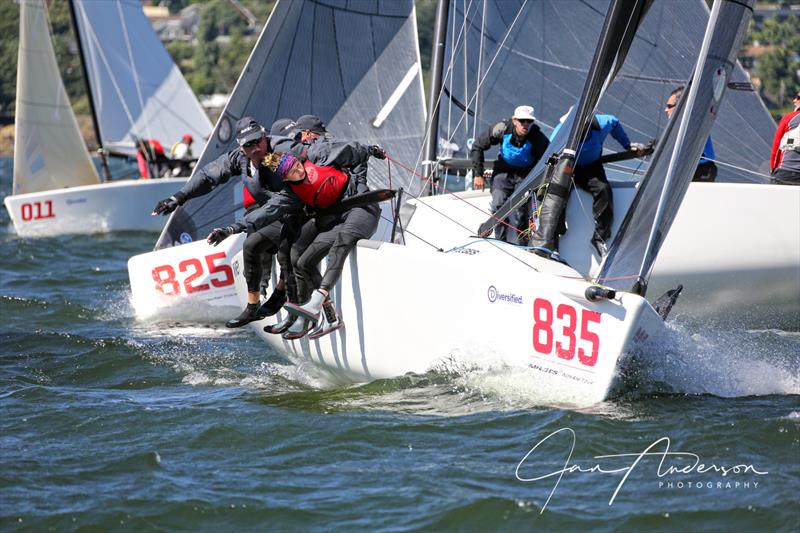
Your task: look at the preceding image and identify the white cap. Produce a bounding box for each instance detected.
[513,105,535,121]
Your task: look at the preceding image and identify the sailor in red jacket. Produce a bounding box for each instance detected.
[770,91,800,185]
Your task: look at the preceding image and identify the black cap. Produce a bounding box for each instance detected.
[270,118,296,137]
[294,114,326,134]
[235,116,265,146]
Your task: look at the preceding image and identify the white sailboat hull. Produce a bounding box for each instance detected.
[232,240,667,406]
[127,233,245,320]
[404,182,800,329]
[4,178,188,237]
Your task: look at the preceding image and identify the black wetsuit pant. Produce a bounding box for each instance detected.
[242,218,298,295]
[291,204,380,302]
[693,161,717,182]
[566,160,614,242]
[490,170,530,245]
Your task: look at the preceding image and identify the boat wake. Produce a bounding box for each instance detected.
[627,320,800,398]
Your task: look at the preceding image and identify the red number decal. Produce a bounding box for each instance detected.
[152,265,180,296]
[579,310,601,367]
[532,298,553,354]
[205,252,234,288]
[180,258,210,293]
[533,300,602,367]
[19,201,55,221]
[555,304,577,360]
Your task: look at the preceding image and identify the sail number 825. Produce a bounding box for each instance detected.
[533,298,601,366]
[151,252,233,296]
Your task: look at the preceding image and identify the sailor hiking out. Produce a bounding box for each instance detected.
[207,141,388,340]
[470,105,550,245]
[151,117,299,326]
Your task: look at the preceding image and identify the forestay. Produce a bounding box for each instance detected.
[13,0,100,196]
[71,0,212,157]
[155,0,426,249]
[437,0,773,183]
[598,0,756,295]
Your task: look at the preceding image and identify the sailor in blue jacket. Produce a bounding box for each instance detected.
[470,105,550,245]
[550,113,644,255]
[666,86,717,182]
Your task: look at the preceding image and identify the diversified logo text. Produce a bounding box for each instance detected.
[487,285,523,304]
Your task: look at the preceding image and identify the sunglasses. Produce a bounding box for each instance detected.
[665,103,677,109]
[242,138,261,148]
[794,94,800,100]
[516,119,533,124]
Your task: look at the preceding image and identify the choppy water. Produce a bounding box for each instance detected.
[1,158,798,532]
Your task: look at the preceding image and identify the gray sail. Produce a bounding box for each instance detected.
[71,0,213,156]
[437,0,773,183]
[155,0,426,249]
[597,0,755,295]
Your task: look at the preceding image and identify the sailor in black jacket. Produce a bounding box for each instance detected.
[469,105,549,245]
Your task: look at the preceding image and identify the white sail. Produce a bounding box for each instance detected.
[12,0,100,196]
[71,0,213,156]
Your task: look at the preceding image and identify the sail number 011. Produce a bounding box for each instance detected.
[532,298,601,366]
[20,201,55,221]
[151,252,234,295]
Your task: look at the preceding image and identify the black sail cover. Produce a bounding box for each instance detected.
[436,0,773,184]
[156,0,426,249]
[597,0,756,294]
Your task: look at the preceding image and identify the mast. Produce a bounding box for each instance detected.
[66,0,112,181]
[422,0,450,194]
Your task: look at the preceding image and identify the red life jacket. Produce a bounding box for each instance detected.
[288,161,349,209]
[243,186,257,209]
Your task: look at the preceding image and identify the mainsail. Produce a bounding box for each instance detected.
[155,0,426,249]
[436,0,773,184]
[597,0,756,295]
[12,0,100,196]
[71,0,213,157]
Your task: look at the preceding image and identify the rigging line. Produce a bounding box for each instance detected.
[386,154,524,236]
[377,213,441,251]
[412,0,531,197]
[117,1,151,140]
[412,0,478,184]
[420,0,521,181]
[707,157,774,181]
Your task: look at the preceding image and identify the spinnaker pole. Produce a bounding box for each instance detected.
[422,0,450,195]
[67,0,112,182]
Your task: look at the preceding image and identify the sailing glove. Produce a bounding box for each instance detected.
[152,192,185,215]
[368,145,387,159]
[207,225,239,246]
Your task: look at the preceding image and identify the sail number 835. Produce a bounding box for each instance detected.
[533,298,601,366]
[151,252,233,296]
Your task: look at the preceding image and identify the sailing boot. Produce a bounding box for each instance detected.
[263,313,296,334]
[257,288,286,318]
[225,303,260,328]
[283,289,325,322]
[308,300,344,340]
[282,318,315,340]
